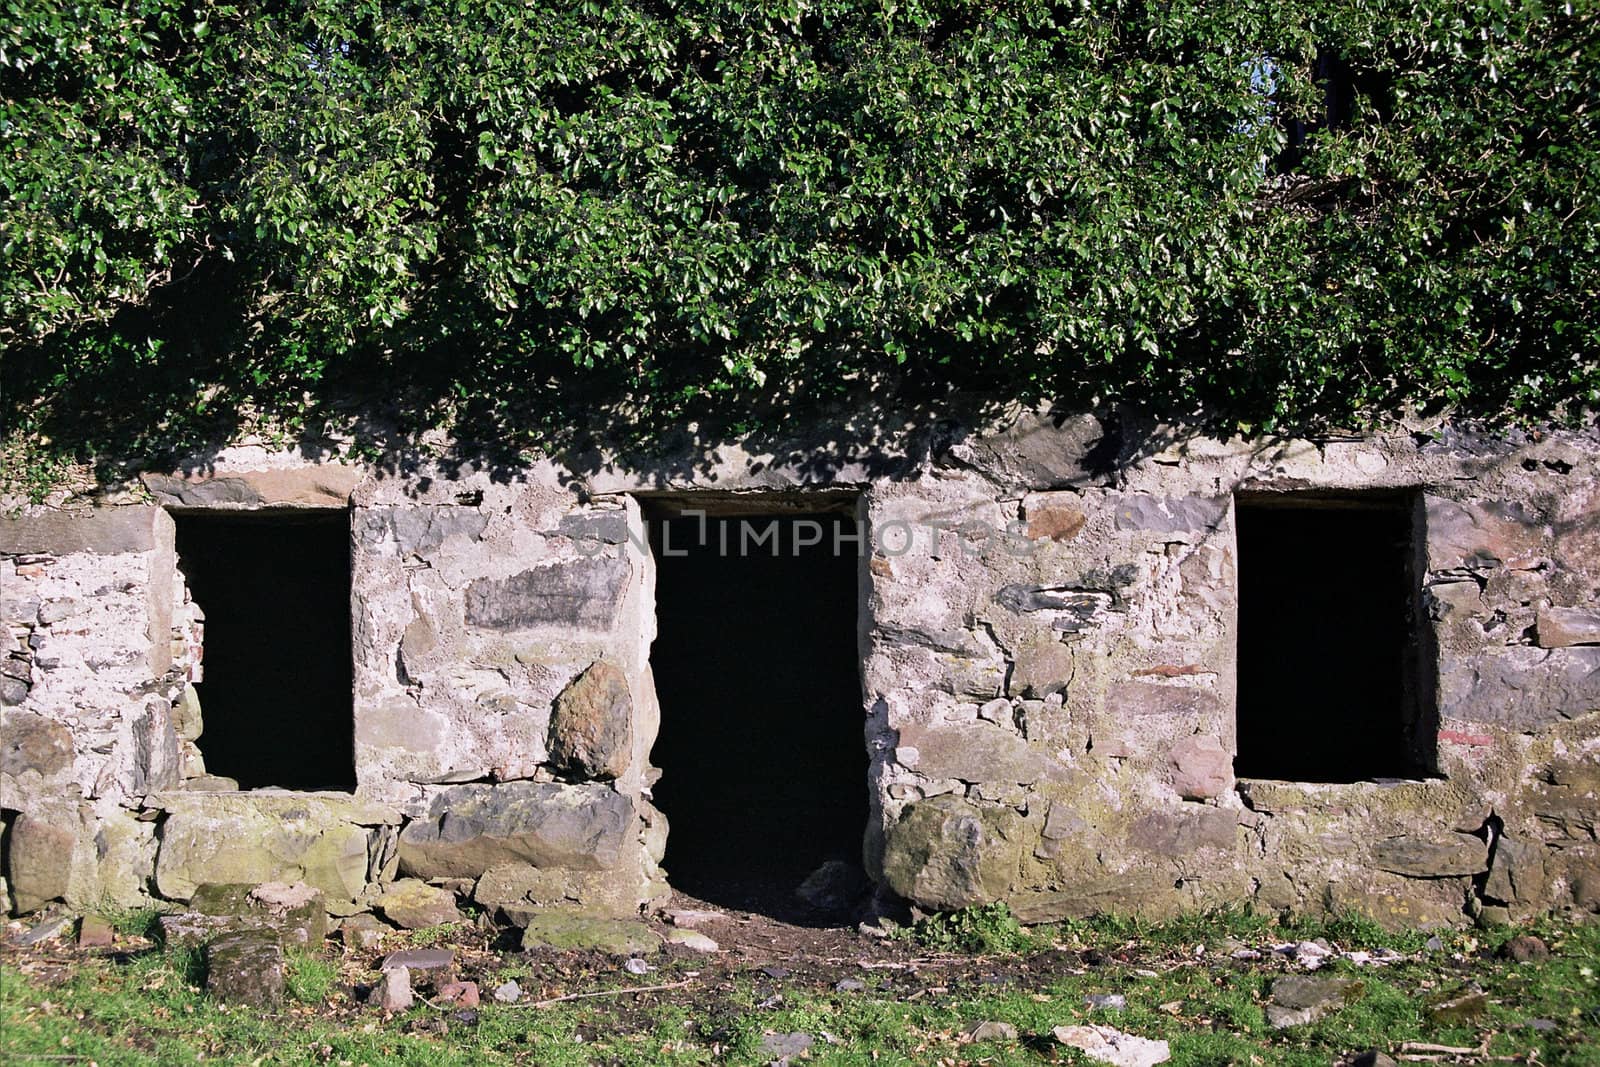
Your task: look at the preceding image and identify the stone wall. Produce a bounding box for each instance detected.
[1,413,1595,929]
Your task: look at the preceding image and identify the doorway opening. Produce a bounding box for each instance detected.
[644,499,868,919]
[1233,493,1434,782]
[172,510,355,791]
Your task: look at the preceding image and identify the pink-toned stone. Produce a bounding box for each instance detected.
[1169,735,1232,800]
[437,980,480,1008]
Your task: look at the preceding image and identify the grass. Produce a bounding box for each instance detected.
[3,912,1598,1066]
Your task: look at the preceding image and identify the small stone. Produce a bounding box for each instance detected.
[760,965,791,979]
[380,947,455,974]
[1425,935,1444,952]
[492,980,522,1003]
[663,907,723,928]
[339,914,389,951]
[834,978,866,993]
[759,1032,815,1059]
[1523,1018,1558,1032]
[206,929,285,1007]
[437,980,479,1008]
[1086,993,1128,1012]
[1051,1024,1171,1066]
[1427,988,1488,1024]
[370,965,413,1013]
[965,1021,1019,1042]
[1498,935,1549,962]
[15,914,72,947]
[377,879,462,930]
[520,915,660,956]
[1266,975,1363,1029]
[665,928,719,953]
[623,957,651,975]
[1344,1053,1399,1067]
[795,859,871,911]
[78,915,115,948]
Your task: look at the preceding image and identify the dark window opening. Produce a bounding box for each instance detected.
[1234,494,1434,782]
[646,505,868,921]
[174,511,355,791]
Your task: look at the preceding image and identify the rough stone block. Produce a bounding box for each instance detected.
[880,794,1026,911]
[206,929,286,1006]
[154,803,375,902]
[142,467,360,509]
[1426,497,1547,570]
[1168,735,1232,800]
[0,508,165,556]
[376,879,462,929]
[519,914,661,955]
[1111,494,1228,534]
[548,661,633,780]
[131,699,181,795]
[397,781,635,878]
[1371,834,1489,878]
[190,881,328,948]
[1440,646,1600,728]
[0,709,76,799]
[7,809,78,913]
[939,411,1113,490]
[464,557,631,632]
[894,722,1063,785]
[1535,607,1600,648]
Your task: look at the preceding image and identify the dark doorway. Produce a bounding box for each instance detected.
[646,505,868,918]
[173,511,355,791]
[1234,494,1431,782]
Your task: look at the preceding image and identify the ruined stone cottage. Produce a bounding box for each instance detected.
[2,411,1597,931]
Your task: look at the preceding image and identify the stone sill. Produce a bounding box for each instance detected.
[1236,776,1451,816]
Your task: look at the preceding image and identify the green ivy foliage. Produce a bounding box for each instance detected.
[2,0,1596,461]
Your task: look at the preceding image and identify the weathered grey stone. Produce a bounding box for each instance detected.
[339,914,389,950]
[131,699,181,795]
[397,781,635,878]
[895,722,1062,785]
[7,809,77,913]
[940,411,1112,490]
[156,911,240,949]
[519,915,661,955]
[1,709,75,782]
[559,510,629,545]
[171,687,203,741]
[154,803,374,901]
[1128,809,1237,856]
[1168,735,1231,800]
[665,928,719,953]
[880,795,1026,911]
[966,1021,1019,1042]
[548,661,633,780]
[0,507,164,555]
[1484,835,1548,909]
[1266,975,1364,1029]
[759,1032,817,1060]
[206,929,286,1006]
[1440,647,1600,728]
[0,675,28,706]
[182,774,240,791]
[382,507,490,556]
[1112,494,1228,534]
[1371,834,1489,878]
[376,879,462,929]
[1536,607,1600,647]
[464,557,631,633]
